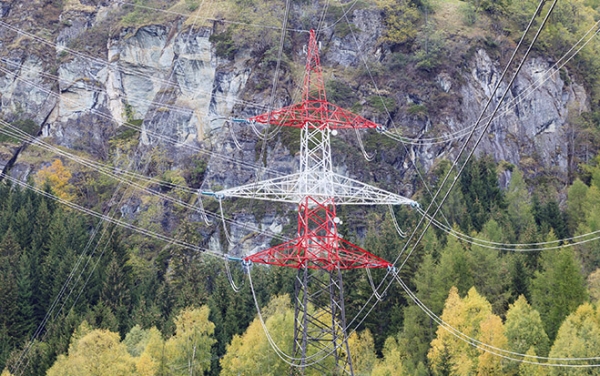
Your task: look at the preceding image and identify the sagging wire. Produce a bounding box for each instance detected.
[195,192,213,225]
[224,256,244,293]
[218,196,235,246]
[228,120,244,151]
[355,127,374,162]
[388,204,407,238]
[246,264,340,366]
[390,270,600,367]
[345,0,553,345]
[365,268,384,302]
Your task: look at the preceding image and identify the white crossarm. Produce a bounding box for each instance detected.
[211,172,417,207]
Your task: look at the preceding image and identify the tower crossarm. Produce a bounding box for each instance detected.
[248,100,382,130]
[210,171,418,207]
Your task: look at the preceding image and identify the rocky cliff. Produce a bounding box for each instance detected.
[0,0,592,252]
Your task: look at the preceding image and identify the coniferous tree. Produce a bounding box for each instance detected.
[470,219,511,315]
[15,251,34,340]
[531,247,587,341]
[0,229,21,341]
[510,254,531,302]
[506,168,535,241]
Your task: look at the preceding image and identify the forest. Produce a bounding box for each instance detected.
[2,0,600,374]
[1,153,600,375]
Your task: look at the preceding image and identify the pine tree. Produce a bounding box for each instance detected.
[506,168,536,241]
[0,229,21,340]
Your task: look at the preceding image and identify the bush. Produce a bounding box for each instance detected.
[367,96,397,115]
[209,29,236,60]
[0,119,39,144]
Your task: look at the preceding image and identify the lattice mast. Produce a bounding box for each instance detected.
[211,30,417,374]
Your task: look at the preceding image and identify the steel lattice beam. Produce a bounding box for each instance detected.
[210,29,417,375]
[245,197,392,270]
[215,171,418,206]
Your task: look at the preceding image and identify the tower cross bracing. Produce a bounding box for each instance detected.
[212,30,417,374]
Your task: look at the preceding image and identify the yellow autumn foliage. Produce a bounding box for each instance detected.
[34,159,75,201]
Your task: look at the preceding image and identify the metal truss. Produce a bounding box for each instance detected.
[215,170,417,206]
[291,267,353,375]
[209,29,418,375]
[245,196,392,270]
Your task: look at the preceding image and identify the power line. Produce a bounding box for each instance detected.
[345,0,555,348]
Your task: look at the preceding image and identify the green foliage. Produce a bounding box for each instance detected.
[459,156,506,232]
[325,80,356,108]
[220,295,294,376]
[548,303,600,375]
[209,28,236,60]
[367,96,398,115]
[277,126,302,156]
[185,0,199,11]
[460,2,477,26]
[531,248,587,342]
[504,295,550,372]
[407,104,428,117]
[428,287,506,375]
[119,0,177,28]
[371,336,408,376]
[47,322,137,376]
[376,0,420,46]
[163,306,216,375]
[0,119,38,144]
[347,329,377,375]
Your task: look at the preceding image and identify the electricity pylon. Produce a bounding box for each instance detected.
[212,30,417,374]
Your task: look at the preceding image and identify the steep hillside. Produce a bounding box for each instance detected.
[3,0,600,374]
[1,0,599,253]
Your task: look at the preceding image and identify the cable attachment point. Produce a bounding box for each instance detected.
[242,259,253,268]
[387,265,397,275]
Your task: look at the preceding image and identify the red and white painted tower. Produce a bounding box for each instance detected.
[213,30,417,374]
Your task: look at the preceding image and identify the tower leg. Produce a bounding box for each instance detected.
[291,267,354,375]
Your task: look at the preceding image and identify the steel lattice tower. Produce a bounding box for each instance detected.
[213,30,417,374]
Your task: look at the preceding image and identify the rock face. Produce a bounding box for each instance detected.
[0,1,592,251]
[457,50,587,175]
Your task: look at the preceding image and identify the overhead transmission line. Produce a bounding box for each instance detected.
[417,207,600,252]
[392,272,600,367]
[0,64,286,179]
[380,18,600,146]
[115,0,309,33]
[0,119,292,244]
[345,0,557,357]
[10,2,229,371]
[0,19,275,111]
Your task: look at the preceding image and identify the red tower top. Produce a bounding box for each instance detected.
[248,30,382,131]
